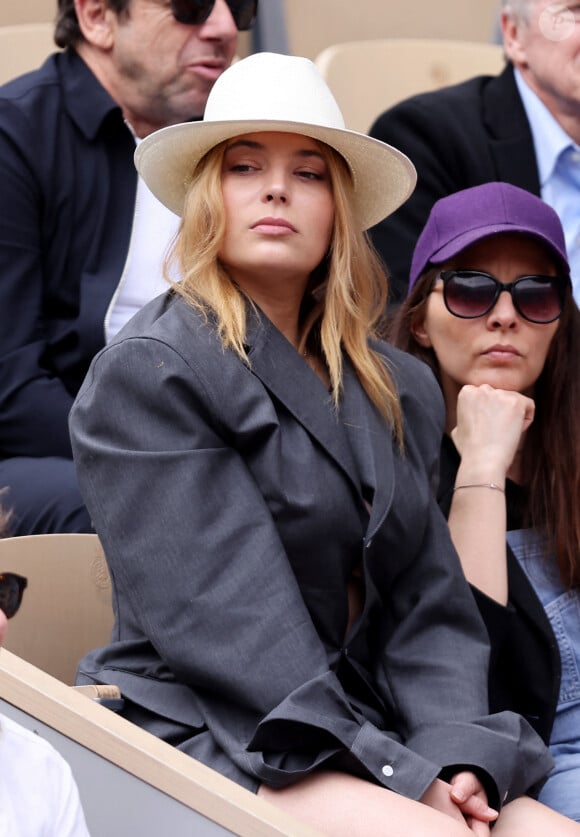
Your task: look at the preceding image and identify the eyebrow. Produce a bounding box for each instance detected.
[225,139,327,162]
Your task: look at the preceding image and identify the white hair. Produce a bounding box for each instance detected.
[500,0,536,22]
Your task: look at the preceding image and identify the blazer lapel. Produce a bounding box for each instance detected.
[339,358,395,538]
[245,308,362,495]
[484,65,542,195]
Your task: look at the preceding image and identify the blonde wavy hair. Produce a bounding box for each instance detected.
[165,137,403,444]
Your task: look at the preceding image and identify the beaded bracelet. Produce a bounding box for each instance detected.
[453,482,505,494]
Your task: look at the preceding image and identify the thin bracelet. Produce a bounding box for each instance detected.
[453,482,505,494]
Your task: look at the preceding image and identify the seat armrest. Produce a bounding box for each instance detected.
[73,683,124,712]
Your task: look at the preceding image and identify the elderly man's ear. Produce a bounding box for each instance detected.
[500,9,528,67]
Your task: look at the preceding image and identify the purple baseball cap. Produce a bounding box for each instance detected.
[408,182,570,292]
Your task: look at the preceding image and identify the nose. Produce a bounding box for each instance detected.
[200,0,239,39]
[486,288,519,329]
[265,191,288,204]
[263,169,290,204]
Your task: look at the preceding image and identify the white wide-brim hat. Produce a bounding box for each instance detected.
[135,52,417,231]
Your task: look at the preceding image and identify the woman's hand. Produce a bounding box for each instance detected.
[449,771,498,835]
[420,774,497,836]
[451,384,535,482]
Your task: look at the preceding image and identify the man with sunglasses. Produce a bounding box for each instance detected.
[0,575,90,835]
[368,0,580,309]
[0,0,256,536]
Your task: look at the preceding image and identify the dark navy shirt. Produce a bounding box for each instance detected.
[0,49,137,458]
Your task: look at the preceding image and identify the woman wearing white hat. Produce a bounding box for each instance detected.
[70,53,553,835]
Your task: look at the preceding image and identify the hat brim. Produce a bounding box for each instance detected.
[135,119,417,231]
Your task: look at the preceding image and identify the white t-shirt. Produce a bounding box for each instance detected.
[104,164,181,343]
[0,714,90,836]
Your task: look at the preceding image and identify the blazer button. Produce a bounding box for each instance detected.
[381,764,394,777]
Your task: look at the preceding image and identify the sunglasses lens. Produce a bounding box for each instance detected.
[0,573,27,619]
[227,0,257,30]
[444,271,497,318]
[170,0,257,29]
[513,277,563,323]
[170,0,214,25]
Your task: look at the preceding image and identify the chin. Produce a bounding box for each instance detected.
[473,374,524,392]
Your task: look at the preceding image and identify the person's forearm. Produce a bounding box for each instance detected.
[448,461,508,604]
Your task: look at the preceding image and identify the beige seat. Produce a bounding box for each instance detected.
[0,22,57,86]
[315,38,505,132]
[0,0,54,26]
[0,533,113,684]
[284,0,500,61]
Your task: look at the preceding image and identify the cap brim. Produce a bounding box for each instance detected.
[135,120,416,231]
[429,224,570,272]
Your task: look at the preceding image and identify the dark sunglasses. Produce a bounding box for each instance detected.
[0,572,27,620]
[438,269,567,324]
[170,0,257,30]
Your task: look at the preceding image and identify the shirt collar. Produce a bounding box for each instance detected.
[60,48,125,141]
[514,68,576,186]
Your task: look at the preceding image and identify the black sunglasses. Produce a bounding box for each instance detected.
[438,270,567,325]
[170,0,258,30]
[0,572,27,620]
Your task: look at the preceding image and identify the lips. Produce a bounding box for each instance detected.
[482,344,521,359]
[188,59,227,81]
[251,217,297,234]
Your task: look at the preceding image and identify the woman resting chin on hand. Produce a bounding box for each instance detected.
[392,181,580,829]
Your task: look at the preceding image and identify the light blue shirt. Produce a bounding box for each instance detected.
[515,69,580,302]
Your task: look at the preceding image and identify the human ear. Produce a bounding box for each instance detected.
[500,9,528,67]
[411,315,433,348]
[74,0,115,50]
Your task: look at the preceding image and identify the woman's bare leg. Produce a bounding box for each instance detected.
[258,771,476,837]
[494,796,580,836]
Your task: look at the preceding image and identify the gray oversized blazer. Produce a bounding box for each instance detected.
[69,292,551,806]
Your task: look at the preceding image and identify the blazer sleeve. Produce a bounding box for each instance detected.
[366,354,553,806]
[70,335,448,799]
